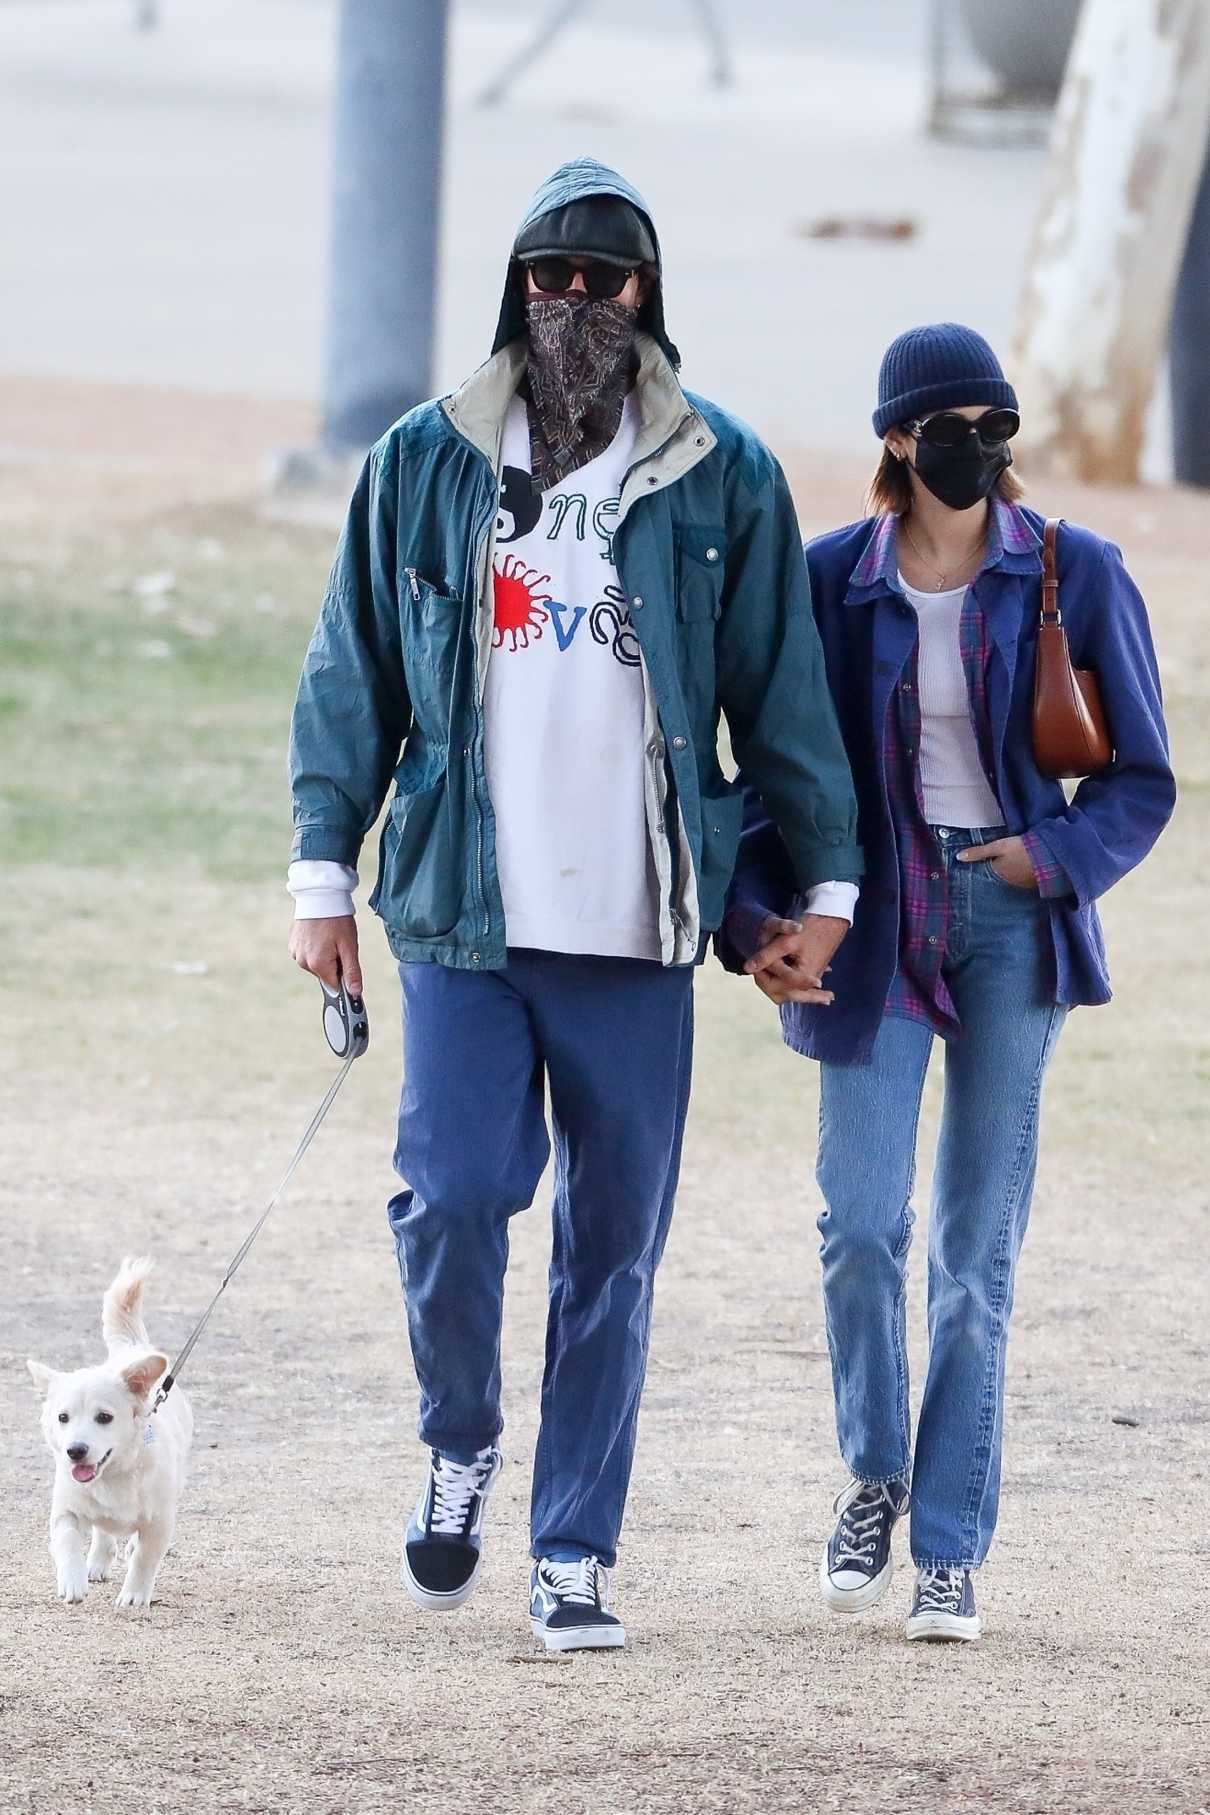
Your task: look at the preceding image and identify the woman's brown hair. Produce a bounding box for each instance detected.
[866,446,1025,517]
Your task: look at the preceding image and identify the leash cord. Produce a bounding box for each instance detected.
[153,1052,357,1410]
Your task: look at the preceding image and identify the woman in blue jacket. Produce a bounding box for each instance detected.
[724,324,1175,1642]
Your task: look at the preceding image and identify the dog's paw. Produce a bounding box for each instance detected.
[57,1572,88,1604]
[88,1536,118,1583]
[115,1584,153,1610]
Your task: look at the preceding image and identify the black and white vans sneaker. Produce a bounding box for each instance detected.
[401,1445,502,1611]
[529,1556,626,1652]
[905,1566,981,1642]
[819,1477,910,1613]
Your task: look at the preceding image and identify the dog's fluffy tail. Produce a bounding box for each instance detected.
[102,1256,155,1351]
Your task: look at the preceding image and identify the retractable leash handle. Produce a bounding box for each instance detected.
[154,976,370,1411]
[320,977,370,1061]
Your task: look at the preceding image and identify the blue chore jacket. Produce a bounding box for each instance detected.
[288,158,861,970]
[721,504,1176,1063]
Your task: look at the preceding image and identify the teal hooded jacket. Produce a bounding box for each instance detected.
[288,158,862,970]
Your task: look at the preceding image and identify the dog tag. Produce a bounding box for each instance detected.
[320,979,370,1061]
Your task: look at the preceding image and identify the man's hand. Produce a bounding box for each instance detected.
[957,835,1038,891]
[744,913,850,1007]
[288,915,363,994]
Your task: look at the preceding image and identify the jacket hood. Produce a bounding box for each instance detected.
[491,156,679,368]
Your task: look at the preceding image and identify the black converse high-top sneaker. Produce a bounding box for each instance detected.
[819,1477,910,1613]
[905,1565,981,1642]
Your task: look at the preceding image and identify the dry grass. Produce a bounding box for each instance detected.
[2,411,1208,1813]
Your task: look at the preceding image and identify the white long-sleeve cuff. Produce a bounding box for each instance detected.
[287,867,856,925]
[803,880,859,924]
[287,859,358,920]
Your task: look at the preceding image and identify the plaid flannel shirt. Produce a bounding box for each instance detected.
[853,502,1070,1036]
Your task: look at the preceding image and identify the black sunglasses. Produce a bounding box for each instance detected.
[910,408,1021,450]
[523,256,637,300]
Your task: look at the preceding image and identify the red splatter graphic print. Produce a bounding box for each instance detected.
[492,556,552,652]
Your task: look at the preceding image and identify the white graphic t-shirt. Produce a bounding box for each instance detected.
[483,392,660,960]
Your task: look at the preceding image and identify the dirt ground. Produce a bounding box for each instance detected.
[2,383,1208,1814]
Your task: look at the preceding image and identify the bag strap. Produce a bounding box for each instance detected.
[1041,517,1062,624]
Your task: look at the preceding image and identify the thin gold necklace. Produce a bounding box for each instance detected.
[901,517,985,591]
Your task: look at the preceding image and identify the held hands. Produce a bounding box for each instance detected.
[288,915,363,994]
[744,913,851,1007]
[956,835,1039,891]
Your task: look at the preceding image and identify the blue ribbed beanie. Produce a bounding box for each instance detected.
[872,323,1018,437]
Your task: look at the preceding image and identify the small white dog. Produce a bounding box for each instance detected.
[27,1257,193,1608]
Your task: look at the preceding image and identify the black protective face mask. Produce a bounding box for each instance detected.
[913,437,1012,512]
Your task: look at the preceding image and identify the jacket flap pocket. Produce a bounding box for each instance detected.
[675,527,727,571]
[675,526,726,622]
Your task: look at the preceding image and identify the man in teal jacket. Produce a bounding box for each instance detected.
[288,157,861,1651]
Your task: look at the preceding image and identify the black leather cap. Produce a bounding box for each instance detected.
[514,196,657,268]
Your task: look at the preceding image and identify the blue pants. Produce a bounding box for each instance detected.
[387,949,694,1567]
[816,827,1067,1569]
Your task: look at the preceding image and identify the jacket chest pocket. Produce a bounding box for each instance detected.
[675,527,726,622]
[403,567,466,729]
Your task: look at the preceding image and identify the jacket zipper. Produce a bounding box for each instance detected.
[468,490,496,940]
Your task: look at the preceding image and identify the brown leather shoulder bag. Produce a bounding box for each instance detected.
[1032,518,1113,779]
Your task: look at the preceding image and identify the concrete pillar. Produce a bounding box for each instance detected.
[321,0,449,453]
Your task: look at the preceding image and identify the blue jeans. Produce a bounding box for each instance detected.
[816,826,1067,1569]
[387,949,694,1567]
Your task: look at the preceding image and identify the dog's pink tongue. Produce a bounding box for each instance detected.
[71,1462,97,1483]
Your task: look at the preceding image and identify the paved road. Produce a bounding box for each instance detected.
[458,0,933,58]
[0,0,1058,461]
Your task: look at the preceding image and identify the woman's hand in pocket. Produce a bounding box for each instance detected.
[957,835,1039,890]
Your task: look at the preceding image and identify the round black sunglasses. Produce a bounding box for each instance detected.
[523,256,637,300]
[909,408,1021,450]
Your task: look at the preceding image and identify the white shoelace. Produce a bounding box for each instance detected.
[429,1451,494,1536]
[539,1556,602,1606]
[915,1566,965,1612]
[832,1482,896,1569]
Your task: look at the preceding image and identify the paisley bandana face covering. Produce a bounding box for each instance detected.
[524,293,638,491]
